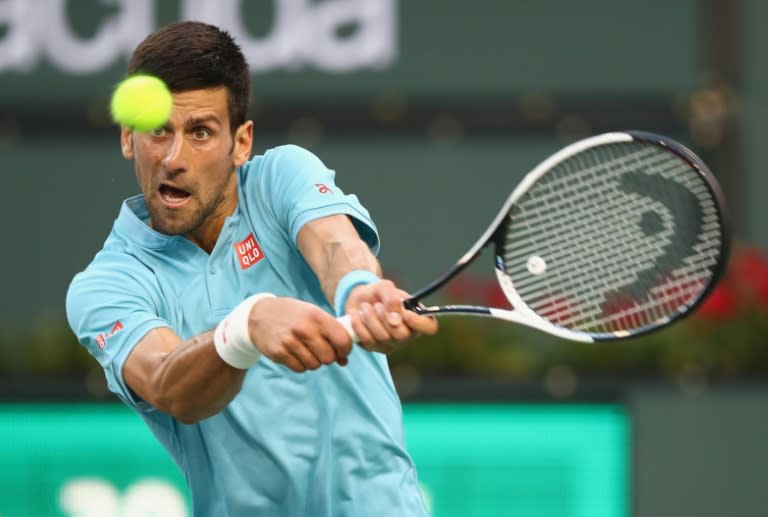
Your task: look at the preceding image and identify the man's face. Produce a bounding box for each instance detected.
[121,86,252,248]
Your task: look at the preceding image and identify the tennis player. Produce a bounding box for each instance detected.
[66,21,437,516]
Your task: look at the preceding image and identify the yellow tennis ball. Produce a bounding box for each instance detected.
[110,75,172,132]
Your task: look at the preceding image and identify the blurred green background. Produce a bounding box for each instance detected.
[1,1,767,516]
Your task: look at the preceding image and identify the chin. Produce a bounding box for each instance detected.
[148,206,197,236]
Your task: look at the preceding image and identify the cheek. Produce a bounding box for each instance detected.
[133,156,160,189]
[134,165,153,193]
[198,165,237,203]
[202,151,236,182]
[133,143,165,174]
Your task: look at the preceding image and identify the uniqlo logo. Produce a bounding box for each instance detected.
[95,321,124,350]
[235,233,265,270]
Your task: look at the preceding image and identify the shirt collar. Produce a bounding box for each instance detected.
[114,194,180,249]
[114,194,244,251]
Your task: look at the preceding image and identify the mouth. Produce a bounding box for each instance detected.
[157,183,192,208]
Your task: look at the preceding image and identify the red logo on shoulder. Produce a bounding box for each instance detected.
[95,320,124,350]
[235,233,265,270]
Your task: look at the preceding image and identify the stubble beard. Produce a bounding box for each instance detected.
[146,185,229,238]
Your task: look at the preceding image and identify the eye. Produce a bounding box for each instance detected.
[150,126,167,137]
[192,127,211,140]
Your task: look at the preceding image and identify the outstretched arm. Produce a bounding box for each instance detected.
[123,297,352,424]
[121,214,435,423]
[297,214,438,353]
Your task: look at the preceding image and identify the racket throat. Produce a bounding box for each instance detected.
[405,251,489,309]
[410,304,493,316]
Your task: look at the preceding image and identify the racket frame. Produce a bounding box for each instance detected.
[404,131,731,342]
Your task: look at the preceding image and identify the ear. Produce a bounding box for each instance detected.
[120,127,134,159]
[231,121,253,167]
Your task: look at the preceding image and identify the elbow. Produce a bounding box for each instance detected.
[163,400,205,424]
[152,392,199,424]
[149,372,243,424]
[174,409,211,426]
[139,351,245,424]
[154,394,227,424]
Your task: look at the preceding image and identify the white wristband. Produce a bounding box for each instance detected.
[213,293,275,369]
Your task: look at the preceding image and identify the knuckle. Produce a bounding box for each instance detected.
[307,304,329,322]
[290,322,311,339]
[271,348,290,363]
[281,337,299,352]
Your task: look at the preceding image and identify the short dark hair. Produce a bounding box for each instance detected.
[127,21,251,134]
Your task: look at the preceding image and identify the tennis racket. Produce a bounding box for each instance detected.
[339,131,730,343]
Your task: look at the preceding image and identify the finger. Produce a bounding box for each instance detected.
[381,294,409,326]
[292,310,347,365]
[270,347,307,373]
[322,319,354,363]
[307,339,341,365]
[283,356,307,373]
[380,287,407,309]
[283,338,323,370]
[361,302,393,342]
[403,310,439,336]
[296,332,338,365]
[352,307,395,353]
[350,308,399,354]
[374,302,412,341]
[349,309,375,348]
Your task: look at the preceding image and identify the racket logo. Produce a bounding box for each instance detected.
[235,233,266,270]
[604,171,704,306]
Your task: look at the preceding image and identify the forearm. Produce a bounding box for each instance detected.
[317,238,381,305]
[295,214,438,352]
[297,215,381,307]
[125,328,247,424]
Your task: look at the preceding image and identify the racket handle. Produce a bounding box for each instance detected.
[336,314,359,342]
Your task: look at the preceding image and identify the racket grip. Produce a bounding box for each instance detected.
[336,314,359,342]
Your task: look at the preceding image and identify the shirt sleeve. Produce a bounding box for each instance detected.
[252,145,380,253]
[65,256,169,411]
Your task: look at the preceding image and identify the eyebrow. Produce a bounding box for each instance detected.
[183,115,221,129]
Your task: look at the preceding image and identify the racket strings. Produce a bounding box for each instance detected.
[501,142,723,334]
[506,149,678,294]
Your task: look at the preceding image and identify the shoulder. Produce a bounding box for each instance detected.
[241,145,329,181]
[67,248,160,313]
[238,145,336,216]
[265,144,326,168]
[66,247,168,350]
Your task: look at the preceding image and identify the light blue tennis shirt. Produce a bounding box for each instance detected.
[66,145,428,517]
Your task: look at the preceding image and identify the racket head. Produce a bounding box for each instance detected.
[492,131,730,341]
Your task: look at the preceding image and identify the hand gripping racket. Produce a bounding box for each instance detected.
[340,131,730,343]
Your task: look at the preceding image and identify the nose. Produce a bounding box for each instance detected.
[162,132,186,172]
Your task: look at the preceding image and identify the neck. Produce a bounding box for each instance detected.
[185,181,239,254]
[186,210,232,254]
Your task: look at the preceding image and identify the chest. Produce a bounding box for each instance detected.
[155,216,316,338]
